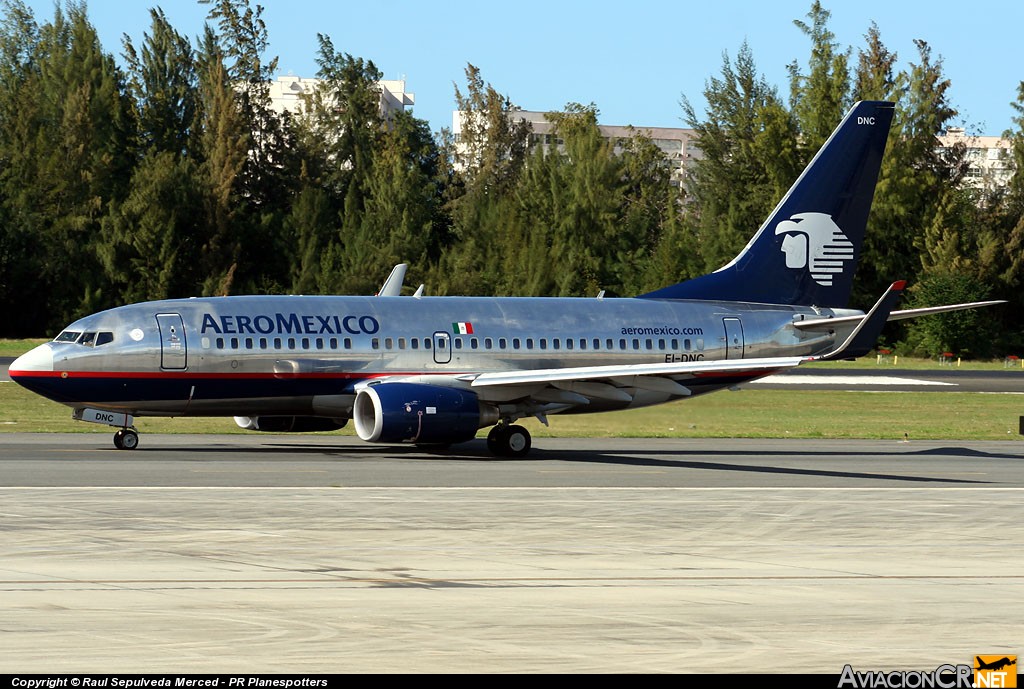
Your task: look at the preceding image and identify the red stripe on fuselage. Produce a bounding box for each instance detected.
[7,370,464,380]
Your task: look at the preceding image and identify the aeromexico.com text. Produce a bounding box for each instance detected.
[620,326,703,336]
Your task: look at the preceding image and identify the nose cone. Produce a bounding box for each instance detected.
[10,343,54,375]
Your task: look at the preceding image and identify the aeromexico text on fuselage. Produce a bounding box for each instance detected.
[200,312,380,336]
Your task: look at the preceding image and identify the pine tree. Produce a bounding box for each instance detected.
[787,0,851,155]
[681,42,800,273]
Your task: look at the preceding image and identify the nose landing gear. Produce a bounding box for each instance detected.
[72,408,139,450]
[113,428,140,450]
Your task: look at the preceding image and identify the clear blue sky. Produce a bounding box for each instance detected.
[20,0,1024,136]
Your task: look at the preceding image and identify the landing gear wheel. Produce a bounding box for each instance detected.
[487,424,531,457]
[487,425,510,455]
[114,428,139,450]
[505,425,531,457]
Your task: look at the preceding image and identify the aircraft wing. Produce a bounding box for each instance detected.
[468,356,805,403]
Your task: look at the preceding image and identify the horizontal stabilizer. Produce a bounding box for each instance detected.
[794,299,1006,331]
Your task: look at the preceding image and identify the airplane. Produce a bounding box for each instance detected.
[976,657,1016,672]
[8,100,1003,456]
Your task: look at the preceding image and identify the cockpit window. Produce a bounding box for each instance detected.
[79,332,96,346]
[96,332,114,346]
[54,331,81,343]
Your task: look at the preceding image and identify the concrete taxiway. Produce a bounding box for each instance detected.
[2,435,1022,673]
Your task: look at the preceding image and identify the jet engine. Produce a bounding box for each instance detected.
[353,382,498,445]
[233,416,348,433]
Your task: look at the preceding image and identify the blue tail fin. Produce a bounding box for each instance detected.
[640,100,895,307]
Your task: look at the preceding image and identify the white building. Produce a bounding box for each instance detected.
[937,128,1014,192]
[452,109,700,186]
[267,76,415,120]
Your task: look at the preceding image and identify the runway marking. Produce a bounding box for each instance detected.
[750,375,955,386]
[189,469,328,473]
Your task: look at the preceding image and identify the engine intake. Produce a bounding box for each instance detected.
[353,382,497,445]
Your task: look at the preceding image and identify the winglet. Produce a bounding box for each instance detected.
[376,264,408,297]
[812,280,906,361]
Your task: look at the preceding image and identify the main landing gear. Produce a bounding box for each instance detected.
[113,427,140,450]
[486,423,531,457]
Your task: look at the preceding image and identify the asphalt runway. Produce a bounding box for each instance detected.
[2,435,1023,673]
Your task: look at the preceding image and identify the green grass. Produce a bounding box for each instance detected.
[0,338,47,357]
[3,378,1022,441]
[805,356,1024,371]
[517,390,1024,441]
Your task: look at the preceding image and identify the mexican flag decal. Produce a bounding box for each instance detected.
[452,321,474,335]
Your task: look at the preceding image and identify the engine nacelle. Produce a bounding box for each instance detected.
[353,382,497,444]
[233,416,348,433]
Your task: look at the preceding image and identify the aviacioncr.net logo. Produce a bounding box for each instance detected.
[775,212,854,286]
